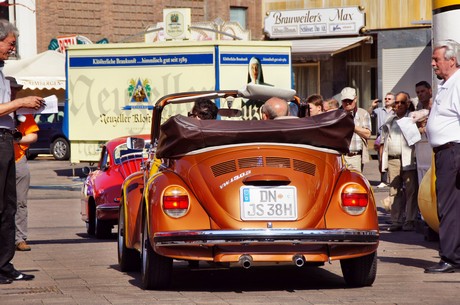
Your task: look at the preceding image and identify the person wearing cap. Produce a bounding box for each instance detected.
[340,87,371,172]
[6,76,39,252]
[0,19,43,284]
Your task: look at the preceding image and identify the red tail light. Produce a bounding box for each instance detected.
[162,186,190,218]
[341,184,369,215]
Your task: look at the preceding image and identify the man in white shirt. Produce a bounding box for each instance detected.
[0,19,44,284]
[369,92,395,187]
[425,39,460,274]
[380,92,418,232]
[341,87,371,172]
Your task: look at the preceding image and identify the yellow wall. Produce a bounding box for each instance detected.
[262,0,432,30]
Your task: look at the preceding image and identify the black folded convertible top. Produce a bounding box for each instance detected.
[156,109,354,158]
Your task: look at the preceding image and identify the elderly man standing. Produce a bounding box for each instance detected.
[380,91,418,232]
[425,39,460,273]
[0,19,44,284]
[340,87,371,172]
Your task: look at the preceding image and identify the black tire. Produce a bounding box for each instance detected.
[25,149,38,160]
[340,252,377,287]
[51,137,70,160]
[141,218,172,290]
[95,216,112,239]
[118,203,140,272]
[86,202,95,236]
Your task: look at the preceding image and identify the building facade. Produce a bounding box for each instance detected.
[2,0,434,120]
[262,0,433,116]
[1,0,262,57]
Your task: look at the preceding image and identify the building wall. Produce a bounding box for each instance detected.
[378,28,432,99]
[35,0,262,52]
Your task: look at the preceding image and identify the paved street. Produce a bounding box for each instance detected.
[2,157,460,305]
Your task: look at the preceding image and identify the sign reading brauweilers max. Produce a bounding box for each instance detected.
[264,6,365,39]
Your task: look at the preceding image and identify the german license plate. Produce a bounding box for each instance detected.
[240,186,297,220]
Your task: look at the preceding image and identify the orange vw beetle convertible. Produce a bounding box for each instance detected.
[117,85,379,289]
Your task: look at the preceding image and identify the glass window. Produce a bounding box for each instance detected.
[293,63,320,100]
[230,7,247,29]
[99,147,109,170]
[0,3,9,19]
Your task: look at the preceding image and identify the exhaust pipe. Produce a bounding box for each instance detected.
[293,254,305,267]
[239,254,253,269]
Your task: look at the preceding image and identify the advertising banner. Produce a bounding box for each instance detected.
[66,41,291,163]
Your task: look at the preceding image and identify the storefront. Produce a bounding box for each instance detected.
[263,5,432,115]
[263,6,376,108]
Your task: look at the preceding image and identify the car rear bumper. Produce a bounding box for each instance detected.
[154,229,379,247]
[96,204,119,221]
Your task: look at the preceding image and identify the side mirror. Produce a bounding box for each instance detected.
[126,137,145,151]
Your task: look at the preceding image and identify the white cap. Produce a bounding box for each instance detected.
[341,87,357,100]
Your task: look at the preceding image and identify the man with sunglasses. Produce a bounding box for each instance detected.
[0,19,44,284]
[369,92,395,188]
[425,39,460,274]
[379,92,418,232]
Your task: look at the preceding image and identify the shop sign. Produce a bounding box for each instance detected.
[163,8,191,40]
[264,6,365,39]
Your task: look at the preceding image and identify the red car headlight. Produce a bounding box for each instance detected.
[162,185,190,218]
[340,183,369,215]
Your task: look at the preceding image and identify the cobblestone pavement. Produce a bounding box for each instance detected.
[2,157,459,305]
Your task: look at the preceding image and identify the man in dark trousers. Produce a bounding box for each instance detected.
[0,19,45,284]
[425,39,460,273]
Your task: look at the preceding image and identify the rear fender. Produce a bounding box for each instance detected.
[325,169,378,230]
[121,171,145,249]
[144,171,211,245]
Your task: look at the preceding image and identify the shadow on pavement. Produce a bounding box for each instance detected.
[377,255,436,270]
[27,232,117,245]
[115,263,352,292]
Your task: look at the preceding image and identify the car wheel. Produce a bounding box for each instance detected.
[141,217,172,290]
[51,137,70,160]
[118,203,140,271]
[340,251,377,287]
[25,149,38,160]
[95,216,112,239]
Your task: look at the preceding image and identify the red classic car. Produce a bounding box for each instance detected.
[117,84,379,289]
[80,134,150,239]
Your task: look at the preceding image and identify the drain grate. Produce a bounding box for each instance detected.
[0,286,61,295]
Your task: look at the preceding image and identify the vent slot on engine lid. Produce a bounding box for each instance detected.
[238,157,264,169]
[211,160,237,177]
[266,156,291,168]
[293,159,316,176]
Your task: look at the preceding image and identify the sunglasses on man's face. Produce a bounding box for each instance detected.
[393,101,406,105]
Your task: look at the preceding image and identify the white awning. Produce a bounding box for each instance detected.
[3,50,66,90]
[291,36,372,60]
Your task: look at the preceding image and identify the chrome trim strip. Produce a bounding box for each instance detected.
[96,205,119,211]
[154,229,379,247]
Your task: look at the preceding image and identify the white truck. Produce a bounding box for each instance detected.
[65,40,293,163]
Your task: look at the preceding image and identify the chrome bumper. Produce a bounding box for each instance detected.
[154,229,379,247]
